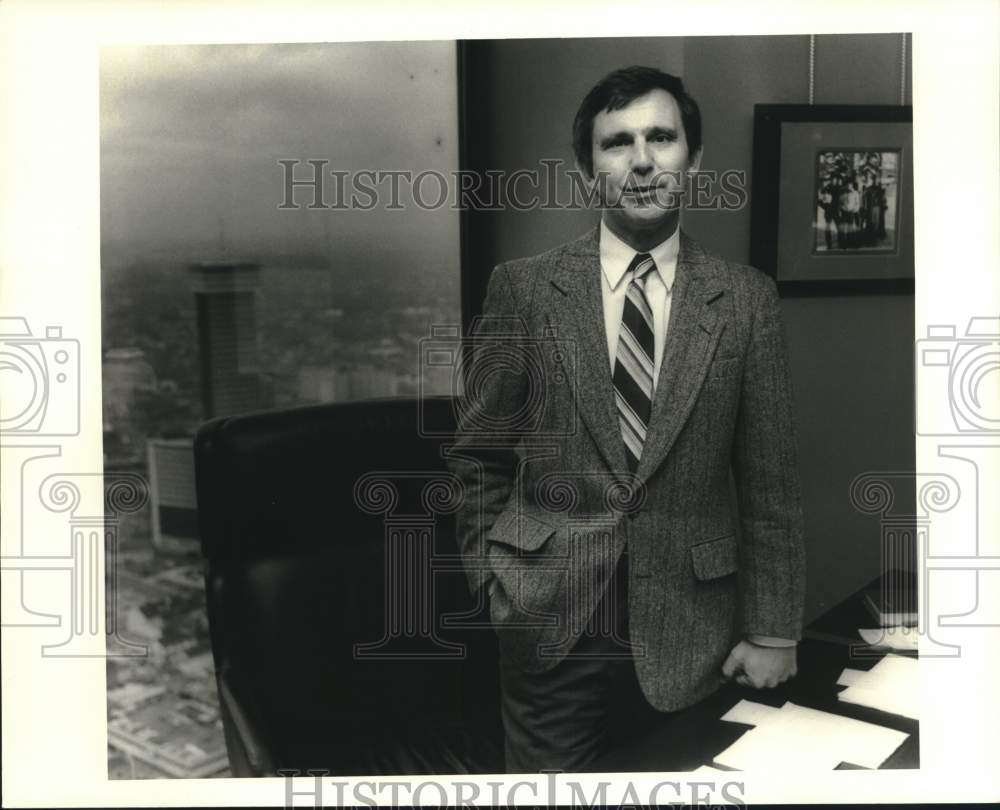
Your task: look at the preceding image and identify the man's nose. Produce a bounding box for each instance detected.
[630,142,653,175]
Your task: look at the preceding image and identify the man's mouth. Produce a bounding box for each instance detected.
[621,185,663,205]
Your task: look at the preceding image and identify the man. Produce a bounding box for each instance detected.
[446,66,805,773]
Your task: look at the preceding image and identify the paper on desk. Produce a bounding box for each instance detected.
[713,701,908,771]
[837,654,919,719]
[838,685,918,719]
[859,626,919,651]
[721,699,782,725]
[837,668,865,687]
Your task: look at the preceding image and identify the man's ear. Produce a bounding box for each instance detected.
[574,158,594,183]
[687,147,704,174]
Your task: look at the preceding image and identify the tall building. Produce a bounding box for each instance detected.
[146,437,199,552]
[188,261,264,418]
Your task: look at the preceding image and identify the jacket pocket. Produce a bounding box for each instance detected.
[711,355,740,378]
[487,508,556,552]
[690,534,739,580]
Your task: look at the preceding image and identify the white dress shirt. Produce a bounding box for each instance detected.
[599,219,678,387]
[598,219,795,651]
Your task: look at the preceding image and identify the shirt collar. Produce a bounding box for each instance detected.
[599,219,680,292]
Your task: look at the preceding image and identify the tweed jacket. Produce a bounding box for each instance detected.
[445,225,806,712]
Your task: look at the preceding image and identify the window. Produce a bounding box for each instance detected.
[100,41,461,779]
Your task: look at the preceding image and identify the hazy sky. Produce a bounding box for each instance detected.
[100,42,460,251]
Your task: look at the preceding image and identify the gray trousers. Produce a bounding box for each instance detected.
[497,551,661,773]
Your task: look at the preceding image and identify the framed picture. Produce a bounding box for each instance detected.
[750,104,914,294]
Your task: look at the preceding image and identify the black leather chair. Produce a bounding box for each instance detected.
[194,397,503,776]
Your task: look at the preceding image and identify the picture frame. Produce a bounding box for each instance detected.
[749,104,914,295]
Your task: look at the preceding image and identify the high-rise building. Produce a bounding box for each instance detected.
[146,437,199,552]
[188,261,264,418]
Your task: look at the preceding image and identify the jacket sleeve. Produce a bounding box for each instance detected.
[731,275,807,640]
[445,263,530,597]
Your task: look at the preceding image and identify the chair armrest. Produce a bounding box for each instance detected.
[216,667,278,777]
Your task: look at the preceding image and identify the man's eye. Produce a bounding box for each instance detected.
[652,133,676,143]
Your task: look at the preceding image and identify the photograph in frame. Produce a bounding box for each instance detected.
[750,104,914,294]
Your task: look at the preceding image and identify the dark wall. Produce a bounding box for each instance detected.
[463,34,915,622]
[460,37,684,312]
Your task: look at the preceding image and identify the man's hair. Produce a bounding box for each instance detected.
[572,66,702,178]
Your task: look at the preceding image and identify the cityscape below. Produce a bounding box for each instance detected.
[102,237,459,778]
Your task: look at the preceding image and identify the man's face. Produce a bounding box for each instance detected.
[589,88,701,233]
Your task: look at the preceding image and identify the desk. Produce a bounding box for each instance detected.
[590,578,919,772]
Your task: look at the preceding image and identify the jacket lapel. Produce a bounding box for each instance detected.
[544,227,628,473]
[635,231,726,483]
[542,227,727,481]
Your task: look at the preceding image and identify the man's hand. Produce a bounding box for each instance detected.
[721,640,797,689]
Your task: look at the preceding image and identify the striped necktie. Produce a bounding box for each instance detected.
[613,252,657,472]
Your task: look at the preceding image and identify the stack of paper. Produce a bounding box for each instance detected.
[714,700,909,771]
[837,653,919,719]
